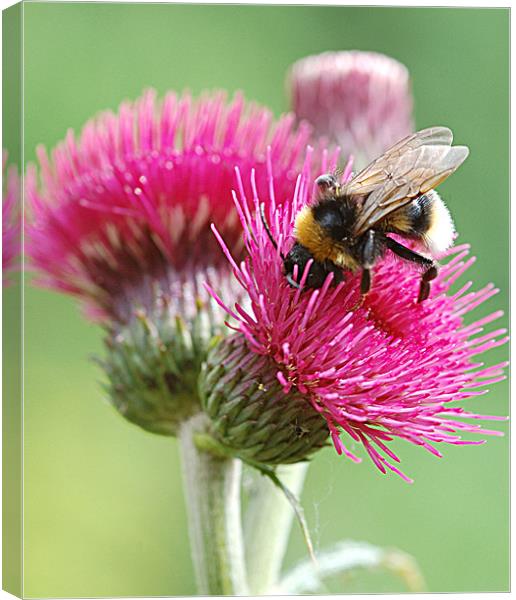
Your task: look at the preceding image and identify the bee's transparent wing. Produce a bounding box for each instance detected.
[342,127,454,196]
[340,127,469,236]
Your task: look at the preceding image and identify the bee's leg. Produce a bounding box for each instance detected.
[360,268,371,294]
[360,230,377,295]
[384,236,437,302]
[418,266,439,302]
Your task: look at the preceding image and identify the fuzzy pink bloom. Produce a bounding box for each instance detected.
[3,157,20,285]
[26,90,320,323]
[208,151,507,481]
[288,51,414,168]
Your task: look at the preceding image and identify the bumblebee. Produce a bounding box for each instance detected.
[262,127,469,303]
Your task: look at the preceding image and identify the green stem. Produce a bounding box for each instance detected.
[244,462,309,594]
[179,413,248,595]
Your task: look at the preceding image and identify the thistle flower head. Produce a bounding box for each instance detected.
[288,51,414,168]
[25,89,324,435]
[3,155,20,285]
[206,153,507,480]
[26,89,314,323]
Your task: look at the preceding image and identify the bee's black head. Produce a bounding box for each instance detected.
[315,173,340,198]
[283,243,334,289]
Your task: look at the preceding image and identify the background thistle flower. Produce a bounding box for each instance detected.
[206,153,507,480]
[3,156,20,285]
[26,89,315,322]
[288,51,414,167]
[26,89,322,434]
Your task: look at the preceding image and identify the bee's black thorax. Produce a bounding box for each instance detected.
[284,195,363,289]
[312,197,358,243]
[312,195,378,266]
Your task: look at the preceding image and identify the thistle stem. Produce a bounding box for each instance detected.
[244,462,309,594]
[179,413,248,595]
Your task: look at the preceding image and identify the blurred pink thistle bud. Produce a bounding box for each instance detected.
[288,51,414,168]
[204,151,507,480]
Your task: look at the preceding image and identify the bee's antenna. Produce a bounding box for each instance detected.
[259,203,285,260]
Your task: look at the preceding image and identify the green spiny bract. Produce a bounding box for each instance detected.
[200,334,329,465]
[98,294,218,435]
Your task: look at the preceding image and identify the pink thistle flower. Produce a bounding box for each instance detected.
[207,151,507,481]
[26,89,318,323]
[3,155,20,286]
[288,51,414,168]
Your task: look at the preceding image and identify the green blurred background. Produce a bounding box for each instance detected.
[7,3,510,596]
